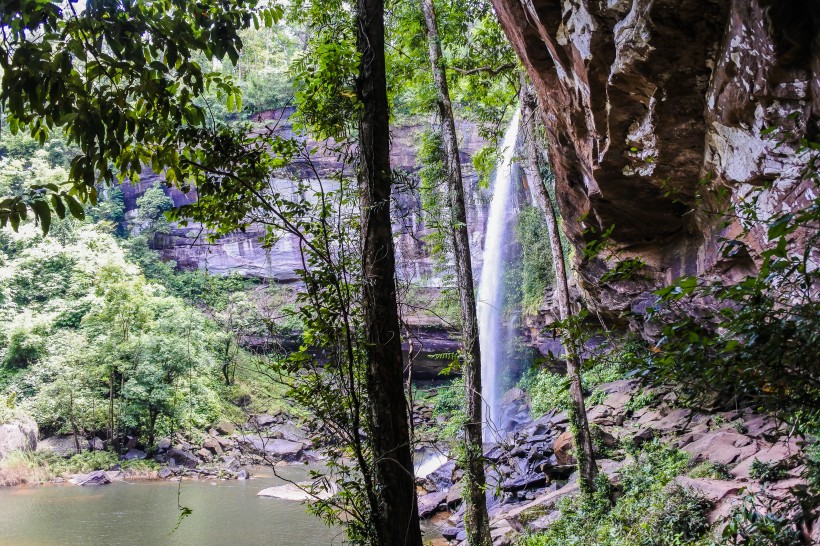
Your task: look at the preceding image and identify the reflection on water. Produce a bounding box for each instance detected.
[0,466,343,546]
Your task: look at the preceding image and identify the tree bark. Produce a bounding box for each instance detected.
[420,0,491,543]
[356,1,423,544]
[520,82,598,492]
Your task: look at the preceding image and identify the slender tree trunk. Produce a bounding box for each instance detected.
[356,1,423,544]
[421,1,491,543]
[520,82,598,492]
[108,370,114,444]
[69,390,81,454]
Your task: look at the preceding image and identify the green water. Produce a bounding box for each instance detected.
[0,466,343,546]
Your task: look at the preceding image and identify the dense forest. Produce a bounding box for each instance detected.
[0,1,818,546]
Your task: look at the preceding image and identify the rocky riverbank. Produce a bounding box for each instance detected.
[415,380,813,545]
[2,411,327,488]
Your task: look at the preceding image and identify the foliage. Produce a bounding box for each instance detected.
[721,490,805,546]
[0,223,228,442]
[689,461,733,480]
[748,459,789,483]
[134,184,173,235]
[624,389,658,413]
[515,205,554,314]
[518,442,711,546]
[647,173,820,433]
[520,338,646,416]
[0,0,282,233]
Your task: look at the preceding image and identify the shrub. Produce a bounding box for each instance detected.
[518,442,712,546]
[2,324,46,369]
[748,459,788,483]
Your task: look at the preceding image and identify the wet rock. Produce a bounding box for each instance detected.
[167,447,199,469]
[236,468,250,480]
[418,490,449,518]
[441,526,460,540]
[426,460,456,492]
[241,436,305,462]
[158,467,174,479]
[500,472,547,492]
[446,480,464,506]
[73,470,111,486]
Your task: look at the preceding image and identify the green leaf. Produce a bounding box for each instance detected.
[64,194,85,220]
[30,200,52,235]
[51,194,66,219]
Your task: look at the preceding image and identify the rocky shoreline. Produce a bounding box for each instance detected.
[3,380,812,544]
[413,380,810,546]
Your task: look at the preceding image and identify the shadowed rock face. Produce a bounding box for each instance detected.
[492,0,819,324]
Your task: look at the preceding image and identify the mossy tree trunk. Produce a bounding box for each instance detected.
[420,0,492,543]
[520,81,598,492]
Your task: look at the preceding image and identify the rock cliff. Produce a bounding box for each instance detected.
[122,110,490,286]
[492,0,819,326]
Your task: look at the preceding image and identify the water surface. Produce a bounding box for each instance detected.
[0,466,344,546]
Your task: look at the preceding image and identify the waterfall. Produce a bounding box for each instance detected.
[479,110,520,442]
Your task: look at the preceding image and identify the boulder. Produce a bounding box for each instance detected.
[258,480,335,500]
[425,460,456,492]
[418,490,449,518]
[158,467,174,479]
[87,437,105,451]
[37,435,80,458]
[236,468,250,480]
[500,472,547,492]
[156,438,171,452]
[215,419,236,435]
[123,449,147,461]
[552,430,575,466]
[241,436,304,462]
[682,431,759,466]
[253,414,277,428]
[441,526,460,540]
[197,448,213,462]
[167,447,199,468]
[0,416,38,459]
[446,480,464,506]
[73,470,111,486]
[202,438,223,456]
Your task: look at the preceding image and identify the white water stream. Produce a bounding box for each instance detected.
[479,110,520,442]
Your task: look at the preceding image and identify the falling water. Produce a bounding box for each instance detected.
[479,110,520,442]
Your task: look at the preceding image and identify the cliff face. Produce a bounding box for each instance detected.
[493,0,819,325]
[123,111,490,286]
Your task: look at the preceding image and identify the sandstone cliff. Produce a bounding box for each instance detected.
[492,0,819,326]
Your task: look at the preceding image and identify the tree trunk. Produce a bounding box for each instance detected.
[355,1,423,544]
[420,1,491,543]
[520,82,598,492]
[69,390,81,455]
[108,370,114,444]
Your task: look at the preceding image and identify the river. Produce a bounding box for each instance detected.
[0,466,344,546]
